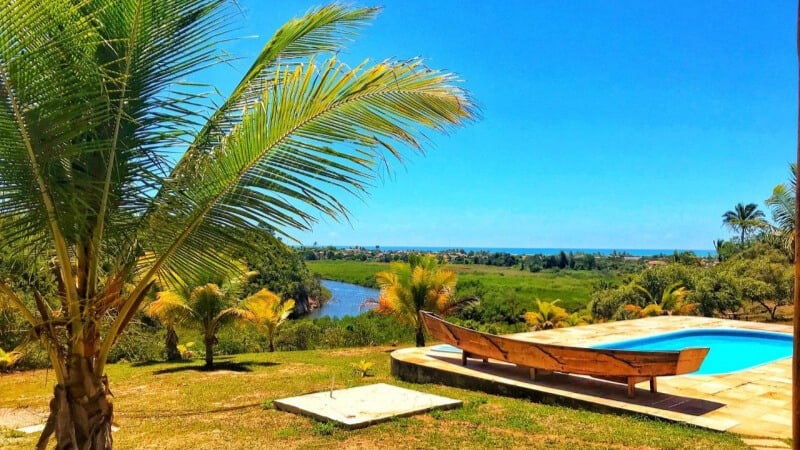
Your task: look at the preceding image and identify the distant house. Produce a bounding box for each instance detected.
[622,256,641,261]
[646,260,668,267]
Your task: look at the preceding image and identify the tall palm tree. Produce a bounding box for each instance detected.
[722,202,767,243]
[372,254,462,347]
[794,5,800,438]
[144,282,251,368]
[766,163,796,254]
[0,2,474,448]
[240,289,295,352]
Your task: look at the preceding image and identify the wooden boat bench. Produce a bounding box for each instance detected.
[422,311,709,398]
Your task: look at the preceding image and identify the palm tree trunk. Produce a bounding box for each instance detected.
[204,336,215,368]
[415,326,425,347]
[269,336,275,352]
[165,326,180,361]
[793,2,800,445]
[36,358,113,450]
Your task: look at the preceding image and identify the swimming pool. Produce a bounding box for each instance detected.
[594,328,793,375]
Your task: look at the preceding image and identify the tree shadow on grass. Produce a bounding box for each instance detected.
[152,360,279,375]
[130,359,196,368]
[119,402,264,419]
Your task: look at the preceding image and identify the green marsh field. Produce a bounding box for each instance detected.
[308,260,620,312]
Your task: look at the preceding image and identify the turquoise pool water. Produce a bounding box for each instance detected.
[594,329,792,375]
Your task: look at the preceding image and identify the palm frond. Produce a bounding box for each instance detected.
[175,4,380,172]
[137,57,474,295]
[242,289,295,331]
[143,291,193,326]
[767,184,795,233]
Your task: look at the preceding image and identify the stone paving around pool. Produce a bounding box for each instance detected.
[391,316,792,439]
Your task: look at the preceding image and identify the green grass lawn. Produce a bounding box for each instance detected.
[0,347,747,449]
[309,260,619,311]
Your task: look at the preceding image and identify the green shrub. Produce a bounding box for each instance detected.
[216,323,268,355]
[16,345,50,370]
[108,321,163,363]
[275,320,322,351]
[311,421,338,436]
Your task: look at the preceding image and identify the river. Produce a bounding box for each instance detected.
[305,280,380,319]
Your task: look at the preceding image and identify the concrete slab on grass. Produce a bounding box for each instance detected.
[15,424,120,435]
[273,383,461,429]
[16,424,45,434]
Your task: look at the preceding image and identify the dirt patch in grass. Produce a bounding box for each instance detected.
[325,347,394,357]
[0,407,47,429]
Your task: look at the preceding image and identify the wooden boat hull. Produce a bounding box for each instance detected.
[420,311,709,397]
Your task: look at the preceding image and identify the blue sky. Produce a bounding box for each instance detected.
[218,1,795,250]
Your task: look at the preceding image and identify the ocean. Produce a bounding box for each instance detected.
[333,246,716,258]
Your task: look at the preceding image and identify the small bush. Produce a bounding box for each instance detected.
[16,345,50,370]
[0,348,23,371]
[108,320,163,363]
[177,342,197,360]
[275,320,322,351]
[350,360,374,377]
[216,323,267,355]
[311,421,337,436]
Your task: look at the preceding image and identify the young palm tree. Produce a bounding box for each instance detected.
[0,347,23,371]
[0,2,474,448]
[713,239,726,262]
[373,254,461,347]
[144,282,252,368]
[240,289,295,352]
[524,299,569,330]
[722,202,767,243]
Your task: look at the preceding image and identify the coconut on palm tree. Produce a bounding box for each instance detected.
[722,202,767,243]
[372,254,466,347]
[0,2,474,448]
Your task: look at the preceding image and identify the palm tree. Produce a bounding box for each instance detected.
[372,254,462,347]
[240,289,295,352]
[713,239,726,262]
[524,299,569,330]
[163,319,182,362]
[722,202,767,243]
[144,282,252,368]
[659,286,697,316]
[0,3,474,448]
[0,347,23,371]
[766,163,796,254]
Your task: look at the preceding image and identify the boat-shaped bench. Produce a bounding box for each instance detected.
[420,311,709,398]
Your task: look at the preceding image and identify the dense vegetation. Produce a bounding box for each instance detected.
[300,245,669,273]
[236,230,328,314]
[309,195,794,331]
[310,260,614,332]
